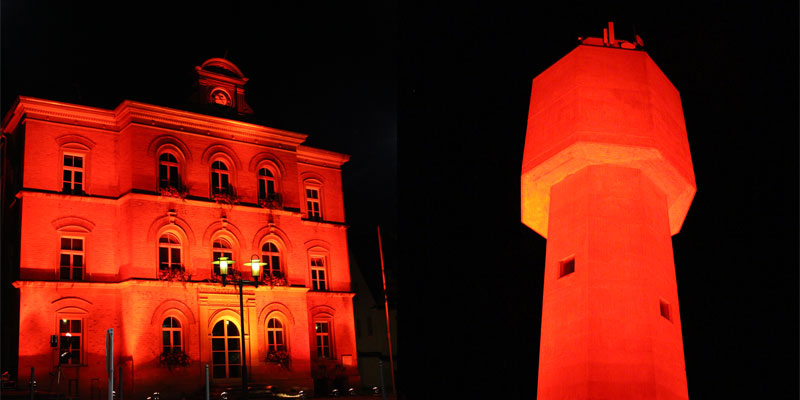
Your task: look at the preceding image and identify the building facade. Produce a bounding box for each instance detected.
[1,59,359,399]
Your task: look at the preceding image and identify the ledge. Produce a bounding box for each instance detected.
[16,189,349,228]
[13,278,316,292]
[306,290,356,299]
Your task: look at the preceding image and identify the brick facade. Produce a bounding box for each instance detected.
[2,59,359,398]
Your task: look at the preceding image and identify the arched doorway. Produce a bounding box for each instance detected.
[211,319,241,379]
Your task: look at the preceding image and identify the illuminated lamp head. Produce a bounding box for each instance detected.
[244,255,263,287]
[213,256,235,276]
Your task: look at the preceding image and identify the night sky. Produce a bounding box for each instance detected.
[1,1,398,303]
[2,1,798,399]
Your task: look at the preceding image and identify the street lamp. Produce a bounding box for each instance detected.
[213,255,264,400]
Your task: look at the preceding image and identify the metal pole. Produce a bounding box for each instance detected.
[377,226,396,394]
[205,364,210,400]
[28,367,35,400]
[106,329,114,400]
[378,360,386,400]
[118,365,123,400]
[238,281,249,400]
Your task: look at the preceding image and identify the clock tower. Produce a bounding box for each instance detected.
[191,58,254,115]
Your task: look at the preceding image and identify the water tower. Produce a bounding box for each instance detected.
[521,22,695,399]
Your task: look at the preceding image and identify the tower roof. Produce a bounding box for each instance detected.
[521,39,696,238]
[197,58,248,82]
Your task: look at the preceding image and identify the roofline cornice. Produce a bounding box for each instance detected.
[1,96,309,148]
[297,145,351,168]
[2,96,118,133]
[114,100,308,146]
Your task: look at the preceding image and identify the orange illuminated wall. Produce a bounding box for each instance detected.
[2,59,359,399]
[521,26,695,399]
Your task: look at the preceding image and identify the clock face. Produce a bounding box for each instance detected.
[211,89,231,106]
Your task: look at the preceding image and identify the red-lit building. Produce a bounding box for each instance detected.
[522,25,694,399]
[1,58,359,399]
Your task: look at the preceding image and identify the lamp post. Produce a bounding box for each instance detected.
[213,255,264,400]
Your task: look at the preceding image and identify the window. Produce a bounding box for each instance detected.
[261,242,281,278]
[314,321,331,359]
[59,318,82,365]
[310,256,327,291]
[660,300,672,322]
[211,320,241,378]
[60,238,84,280]
[559,256,575,278]
[305,185,322,220]
[159,234,182,272]
[258,168,278,201]
[211,161,231,195]
[159,153,180,189]
[162,317,183,354]
[212,238,234,275]
[266,318,286,353]
[62,154,84,194]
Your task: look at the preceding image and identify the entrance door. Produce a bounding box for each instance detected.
[211,319,242,379]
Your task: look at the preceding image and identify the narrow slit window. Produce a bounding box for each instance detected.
[660,300,672,322]
[559,257,575,278]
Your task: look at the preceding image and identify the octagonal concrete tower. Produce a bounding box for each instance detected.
[522,23,695,399]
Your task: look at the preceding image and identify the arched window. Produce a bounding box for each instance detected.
[159,233,182,272]
[159,153,180,189]
[258,168,277,200]
[212,238,234,275]
[211,161,231,195]
[266,318,286,353]
[162,317,182,354]
[211,320,241,379]
[261,242,281,278]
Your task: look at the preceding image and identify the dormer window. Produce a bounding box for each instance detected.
[192,58,253,115]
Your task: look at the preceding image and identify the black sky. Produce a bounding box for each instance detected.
[1,0,399,303]
[399,1,798,399]
[2,0,798,398]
